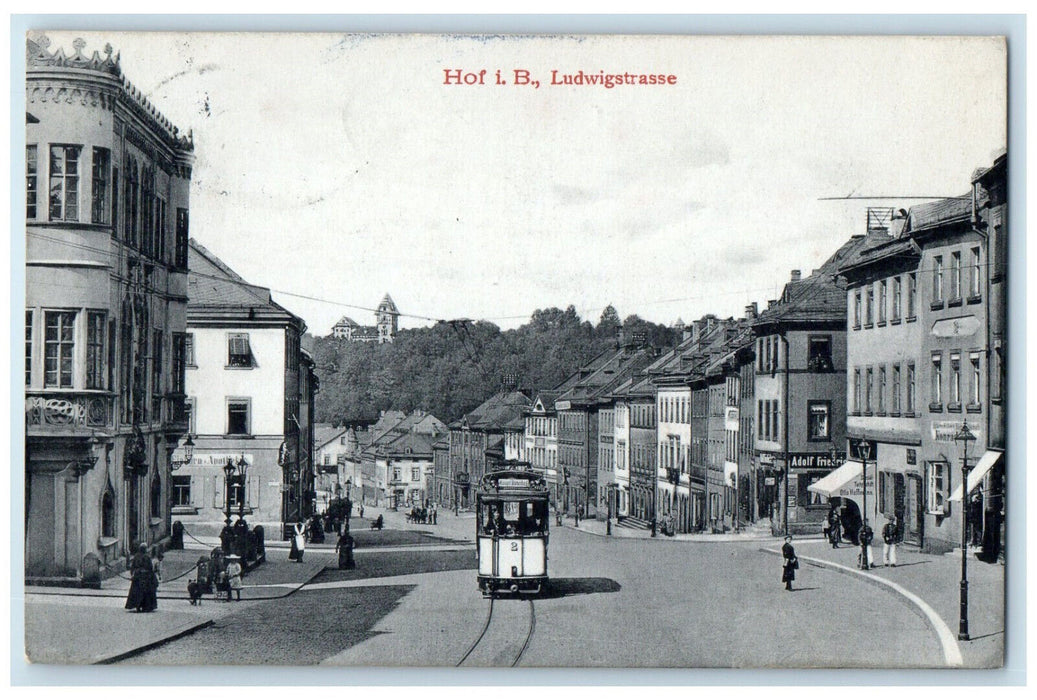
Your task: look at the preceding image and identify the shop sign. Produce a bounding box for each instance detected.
[724,407,739,431]
[555,400,572,411]
[764,477,776,485]
[931,420,981,444]
[759,453,775,466]
[788,452,844,469]
[188,453,254,467]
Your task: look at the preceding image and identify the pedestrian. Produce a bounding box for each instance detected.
[225,555,243,601]
[289,521,306,562]
[336,525,356,569]
[882,516,899,567]
[152,549,164,585]
[125,543,158,612]
[858,522,875,569]
[781,535,798,591]
[432,505,438,525]
[359,503,365,519]
[827,508,842,548]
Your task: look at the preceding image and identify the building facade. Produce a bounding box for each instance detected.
[175,241,315,533]
[754,253,861,536]
[25,36,194,581]
[330,293,400,343]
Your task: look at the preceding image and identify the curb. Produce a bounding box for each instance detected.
[760,547,963,667]
[93,619,216,665]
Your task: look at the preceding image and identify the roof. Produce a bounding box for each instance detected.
[187,239,305,329]
[754,235,870,328]
[376,430,435,458]
[333,317,359,328]
[453,390,531,432]
[903,195,972,233]
[556,347,657,408]
[314,425,348,450]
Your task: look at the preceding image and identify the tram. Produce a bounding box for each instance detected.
[476,468,550,596]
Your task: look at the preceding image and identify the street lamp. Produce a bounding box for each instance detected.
[954,419,976,641]
[236,455,249,522]
[856,439,872,570]
[223,458,237,527]
[171,434,195,471]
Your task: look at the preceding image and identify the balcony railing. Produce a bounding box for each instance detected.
[26,391,114,431]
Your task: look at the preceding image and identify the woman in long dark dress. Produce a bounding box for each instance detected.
[781,536,798,591]
[125,543,157,612]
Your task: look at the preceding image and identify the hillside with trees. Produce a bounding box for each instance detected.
[308,305,678,425]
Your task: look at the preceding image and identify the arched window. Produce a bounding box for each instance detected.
[150,472,162,520]
[101,484,116,538]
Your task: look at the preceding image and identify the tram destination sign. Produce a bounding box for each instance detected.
[497,478,533,489]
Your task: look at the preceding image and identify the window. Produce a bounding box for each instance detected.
[227,399,250,435]
[91,147,110,224]
[931,353,943,405]
[927,461,948,514]
[950,251,962,300]
[392,467,401,482]
[891,277,902,321]
[807,336,833,372]
[175,208,189,269]
[907,272,917,319]
[25,310,33,386]
[111,167,118,233]
[970,352,981,406]
[807,401,830,440]
[44,310,76,388]
[49,145,81,221]
[412,467,420,481]
[892,364,901,414]
[853,291,862,328]
[932,255,944,302]
[172,475,192,507]
[184,333,195,367]
[853,368,861,414]
[865,368,873,413]
[949,352,961,407]
[228,333,253,368]
[26,145,38,219]
[757,400,765,438]
[878,366,887,413]
[101,486,116,538]
[906,363,916,413]
[150,473,162,519]
[878,280,887,323]
[151,329,163,397]
[184,397,196,434]
[124,158,138,247]
[969,247,982,297]
[865,285,874,326]
[86,311,106,389]
[228,478,246,509]
[171,333,187,394]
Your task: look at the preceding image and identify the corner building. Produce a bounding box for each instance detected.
[25,36,194,581]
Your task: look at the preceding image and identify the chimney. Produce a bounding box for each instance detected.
[744,302,758,319]
[790,269,802,282]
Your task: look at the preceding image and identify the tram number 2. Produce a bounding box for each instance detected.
[510,542,519,551]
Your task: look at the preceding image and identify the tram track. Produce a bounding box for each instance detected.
[456,597,536,667]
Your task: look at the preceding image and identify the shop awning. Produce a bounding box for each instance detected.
[806,460,866,498]
[948,450,1003,502]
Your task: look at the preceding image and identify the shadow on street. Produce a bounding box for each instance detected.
[538,577,621,599]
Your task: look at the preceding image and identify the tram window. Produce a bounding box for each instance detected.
[480,500,548,535]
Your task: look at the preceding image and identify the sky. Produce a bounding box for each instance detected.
[41,31,1007,335]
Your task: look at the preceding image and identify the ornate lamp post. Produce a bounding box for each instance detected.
[855,439,873,570]
[954,419,976,641]
[222,458,237,527]
[236,455,249,522]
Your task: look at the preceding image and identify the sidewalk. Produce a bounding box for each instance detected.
[762,538,1005,668]
[23,549,334,664]
[561,515,782,543]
